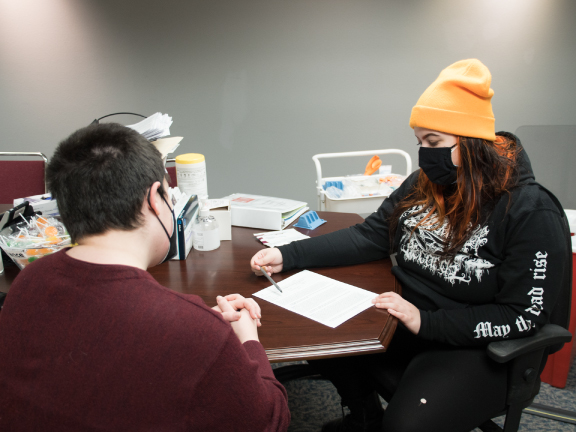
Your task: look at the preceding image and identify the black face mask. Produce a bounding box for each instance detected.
[148,190,177,264]
[418,144,458,185]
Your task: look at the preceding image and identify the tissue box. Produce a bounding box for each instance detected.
[205,199,231,241]
[172,195,199,260]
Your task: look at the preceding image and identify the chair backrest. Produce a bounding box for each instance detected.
[0,153,48,205]
[540,185,573,353]
[166,158,177,189]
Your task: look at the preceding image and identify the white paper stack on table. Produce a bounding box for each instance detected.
[253,270,376,328]
[126,112,173,141]
[224,193,308,231]
[254,229,309,247]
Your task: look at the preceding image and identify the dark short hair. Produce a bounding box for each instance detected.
[47,123,168,242]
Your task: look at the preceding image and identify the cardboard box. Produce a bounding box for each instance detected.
[205,199,231,241]
[172,195,199,260]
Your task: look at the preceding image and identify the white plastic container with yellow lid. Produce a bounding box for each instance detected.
[175,153,208,199]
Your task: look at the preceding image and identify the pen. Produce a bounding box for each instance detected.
[260,267,283,293]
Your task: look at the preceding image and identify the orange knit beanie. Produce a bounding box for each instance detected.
[409,59,496,141]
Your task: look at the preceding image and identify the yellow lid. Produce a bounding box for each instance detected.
[175,153,205,164]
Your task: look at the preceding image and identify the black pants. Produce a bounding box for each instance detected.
[309,327,508,432]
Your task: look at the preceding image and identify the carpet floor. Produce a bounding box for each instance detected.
[276,359,576,431]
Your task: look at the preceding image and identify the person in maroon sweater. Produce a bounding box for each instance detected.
[0,123,290,431]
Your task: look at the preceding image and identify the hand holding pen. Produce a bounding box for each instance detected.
[250,248,284,276]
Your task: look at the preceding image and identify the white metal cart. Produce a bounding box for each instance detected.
[312,149,412,214]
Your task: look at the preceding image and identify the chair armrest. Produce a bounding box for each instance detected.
[487,324,572,363]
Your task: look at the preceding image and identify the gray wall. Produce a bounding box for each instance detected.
[1,0,575,209]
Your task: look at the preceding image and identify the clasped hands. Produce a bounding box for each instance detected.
[212,294,261,325]
[212,294,262,343]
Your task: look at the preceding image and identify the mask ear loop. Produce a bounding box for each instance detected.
[451,137,460,167]
[147,188,173,239]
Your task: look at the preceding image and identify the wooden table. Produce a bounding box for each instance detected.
[0,208,399,362]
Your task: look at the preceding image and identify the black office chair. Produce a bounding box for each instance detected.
[472,189,573,432]
[477,326,572,431]
[276,303,572,432]
[275,321,573,431]
[274,202,573,432]
[475,226,572,431]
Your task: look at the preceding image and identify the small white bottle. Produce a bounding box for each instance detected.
[193,205,220,252]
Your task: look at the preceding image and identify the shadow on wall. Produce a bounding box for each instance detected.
[515,125,576,210]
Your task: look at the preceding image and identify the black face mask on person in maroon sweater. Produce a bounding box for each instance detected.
[147,190,177,264]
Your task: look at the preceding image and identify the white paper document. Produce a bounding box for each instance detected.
[254,229,310,247]
[253,270,377,328]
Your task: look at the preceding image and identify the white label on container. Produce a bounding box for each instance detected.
[379,165,392,175]
[177,163,208,197]
[193,229,220,251]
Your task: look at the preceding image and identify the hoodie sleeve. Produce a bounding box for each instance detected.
[278,171,420,271]
[418,198,570,346]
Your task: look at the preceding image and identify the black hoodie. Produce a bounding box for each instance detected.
[279,133,571,346]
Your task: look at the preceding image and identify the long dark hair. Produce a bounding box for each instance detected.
[389,134,520,257]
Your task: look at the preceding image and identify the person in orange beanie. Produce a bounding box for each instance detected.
[251,59,571,431]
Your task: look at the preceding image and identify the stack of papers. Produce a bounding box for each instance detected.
[253,270,376,328]
[254,229,310,247]
[283,206,308,226]
[127,112,173,141]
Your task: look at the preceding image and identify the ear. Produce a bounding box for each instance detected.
[147,181,163,216]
